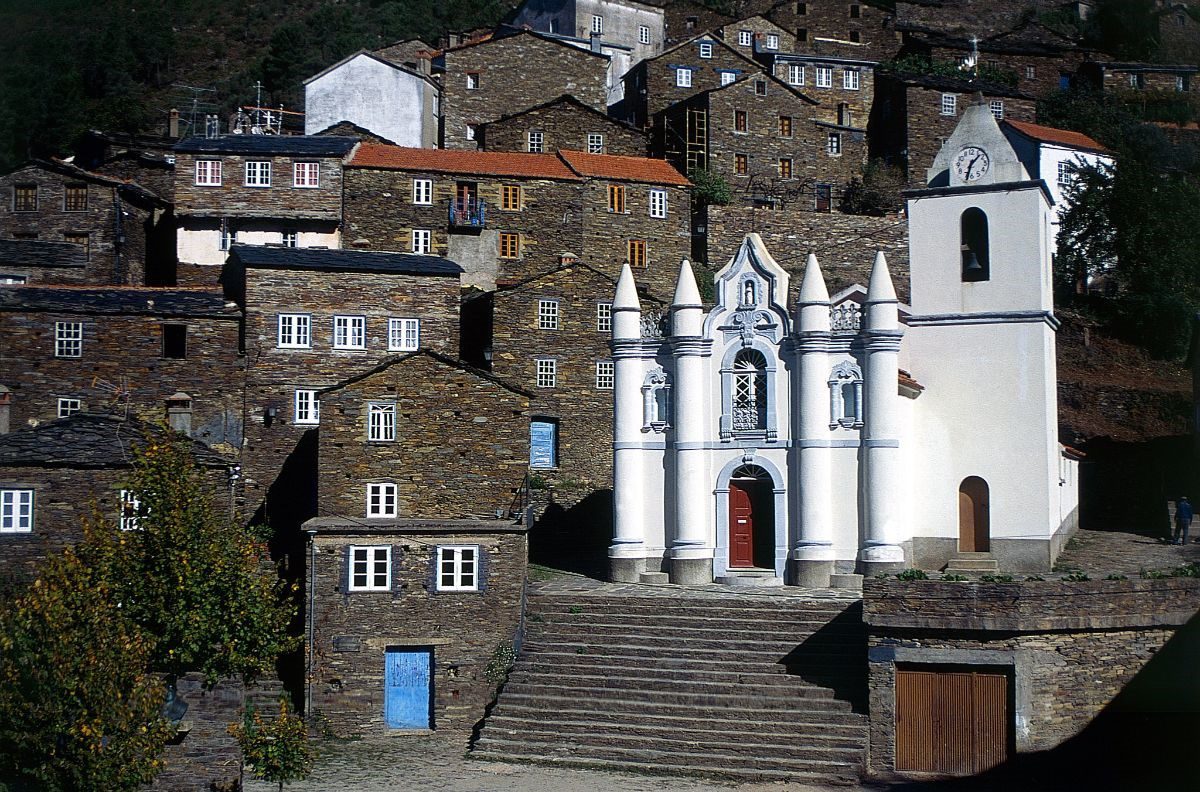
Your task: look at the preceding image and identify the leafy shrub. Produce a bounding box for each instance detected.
[895,568,929,581]
[980,574,1015,583]
[483,642,516,686]
[1062,571,1092,582]
[229,700,313,792]
[1025,575,1046,581]
[941,573,969,582]
[1105,574,1129,581]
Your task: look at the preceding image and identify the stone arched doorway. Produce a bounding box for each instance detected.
[728,465,775,568]
[958,476,990,552]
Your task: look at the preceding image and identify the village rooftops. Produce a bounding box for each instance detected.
[172,135,358,158]
[0,286,239,317]
[348,144,690,185]
[227,244,463,277]
[0,239,89,270]
[316,348,533,399]
[5,157,168,206]
[888,72,1036,100]
[0,412,232,469]
[1002,119,1112,155]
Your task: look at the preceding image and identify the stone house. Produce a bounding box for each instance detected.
[303,50,440,148]
[662,71,868,213]
[1080,60,1199,94]
[767,0,900,57]
[658,0,735,46]
[302,350,532,734]
[480,94,649,156]
[0,240,89,286]
[870,73,1036,186]
[769,52,877,129]
[172,135,357,286]
[715,14,796,57]
[222,244,462,531]
[0,286,244,451]
[893,0,1058,39]
[372,38,436,71]
[439,29,610,150]
[73,128,179,203]
[0,412,234,585]
[342,144,690,297]
[0,158,172,286]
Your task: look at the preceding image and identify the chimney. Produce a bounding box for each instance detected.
[590,32,603,53]
[447,32,461,48]
[168,108,180,139]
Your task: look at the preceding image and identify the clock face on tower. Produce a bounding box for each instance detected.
[954,146,991,182]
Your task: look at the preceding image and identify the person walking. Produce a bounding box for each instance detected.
[1173,496,1194,545]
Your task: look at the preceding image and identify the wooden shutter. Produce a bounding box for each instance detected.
[896,667,1009,775]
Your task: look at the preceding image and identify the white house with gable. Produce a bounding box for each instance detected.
[608,96,1079,587]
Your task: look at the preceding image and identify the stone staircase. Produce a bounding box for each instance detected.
[471,589,869,785]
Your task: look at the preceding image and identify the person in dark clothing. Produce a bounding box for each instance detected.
[1173,496,1193,545]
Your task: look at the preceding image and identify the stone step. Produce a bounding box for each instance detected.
[474,729,863,763]
[638,571,670,584]
[479,713,869,742]
[488,697,869,728]
[517,640,867,668]
[495,683,857,712]
[468,749,861,786]
[715,572,784,587]
[830,573,864,590]
[512,657,860,683]
[528,609,858,630]
[519,633,866,656]
[470,737,862,780]
[504,669,840,698]
[944,557,1000,572]
[530,595,857,616]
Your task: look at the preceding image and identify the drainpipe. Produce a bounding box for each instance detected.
[305,528,318,717]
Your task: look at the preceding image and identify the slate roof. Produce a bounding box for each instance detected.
[4,158,167,206]
[228,244,463,276]
[173,135,357,157]
[0,287,239,317]
[348,144,582,180]
[482,94,645,134]
[892,73,1035,100]
[0,239,89,269]
[558,149,691,185]
[1003,120,1112,154]
[318,349,535,398]
[0,413,231,469]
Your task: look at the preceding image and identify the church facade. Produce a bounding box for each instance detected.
[609,97,1080,587]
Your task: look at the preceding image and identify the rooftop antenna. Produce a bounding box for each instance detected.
[960,35,980,81]
[172,83,217,137]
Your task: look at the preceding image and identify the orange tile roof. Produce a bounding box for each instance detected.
[558,149,691,186]
[348,144,581,180]
[1004,120,1111,154]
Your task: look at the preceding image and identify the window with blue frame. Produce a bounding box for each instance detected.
[530,419,558,469]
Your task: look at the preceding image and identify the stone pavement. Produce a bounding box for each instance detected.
[530,569,862,601]
[1053,527,1200,577]
[243,733,879,792]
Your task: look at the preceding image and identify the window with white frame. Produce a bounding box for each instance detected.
[333,315,366,349]
[639,25,650,44]
[194,160,222,186]
[411,228,432,254]
[244,160,272,187]
[437,545,479,591]
[738,30,752,46]
[277,313,311,348]
[676,68,692,88]
[281,229,298,248]
[388,318,420,351]
[465,124,477,141]
[57,398,81,418]
[538,300,559,330]
[349,545,390,590]
[119,489,141,531]
[55,321,82,358]
[649,188,668,219]
[592,14,603,34]
[941,93,957,116]
[527,131,544,153]
[816,66,832,87]
[366,483,397,518]
[788,64,805,85]
[293,161,320,187]
[699,42,713,58]
[721,71,737,86]
[219,221,236,251]
[466,72,480,90]
[990,100,1004,119]
[596,302,612,332]
[731,349,768,432]
[595,360,614,389]
[294,389,320,425]
[587,133,604,154]
[827,132,842,155]
[1026,65,1036,79]
[536,359,557,388]
[1,489,33,533]
[412,178,433,205]
[766,34,779,50]
[367,402,396,441]
[843,69,860,90]
[1057,161,1075,187]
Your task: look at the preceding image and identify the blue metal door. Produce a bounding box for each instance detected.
[384,648,432,729]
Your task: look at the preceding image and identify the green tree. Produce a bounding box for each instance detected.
[840,159,905,216]
[0,548,174,791]
[688,167,732,207]
[80,434,299,684]
[229,700,313,792]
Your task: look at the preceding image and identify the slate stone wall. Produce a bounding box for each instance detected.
[481,103,649,156]
[769,58,875,128]
[863,577,1200,774]
[926,44,1088,97]
[632,37,759,126]
[718,15,797,58]
[769,0,900,58]
[0,164,155,285]
[173,153,345,219]
[704,204,910,301]
[0,309,245,449]
[441,34,610,150]
[238,265,461,523]
[315,353,530,521]
[309,525,528,736]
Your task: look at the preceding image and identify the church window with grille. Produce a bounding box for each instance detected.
[732,350,768,432]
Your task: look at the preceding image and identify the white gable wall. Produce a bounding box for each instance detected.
[305,54,436,147]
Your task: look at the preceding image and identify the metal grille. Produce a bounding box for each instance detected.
[896,668,1009,775]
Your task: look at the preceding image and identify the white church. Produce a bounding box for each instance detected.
[608,97,1081,587]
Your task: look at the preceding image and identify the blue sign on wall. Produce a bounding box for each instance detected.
[384,648,431,729]
[530,420,557,469]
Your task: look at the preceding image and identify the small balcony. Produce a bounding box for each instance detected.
[448,198,486,228]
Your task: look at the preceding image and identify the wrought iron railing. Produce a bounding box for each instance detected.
[448,198,486,228]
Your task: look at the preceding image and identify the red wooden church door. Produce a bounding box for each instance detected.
[729,481,755,567]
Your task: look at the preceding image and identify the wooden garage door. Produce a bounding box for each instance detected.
[896,667,1009,775]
